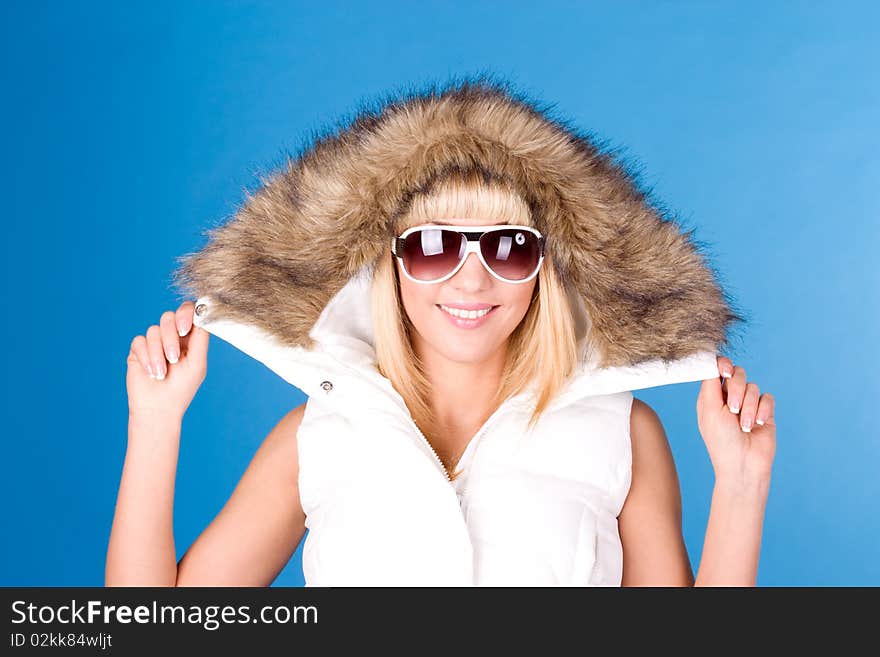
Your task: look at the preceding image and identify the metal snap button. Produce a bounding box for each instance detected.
[320,380,333,392]
[195,303,207,316]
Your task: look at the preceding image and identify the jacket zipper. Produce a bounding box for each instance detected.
[327,359,454,481]
[409,416,451,482]
[408,398,531,485]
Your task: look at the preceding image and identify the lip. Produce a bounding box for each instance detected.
[438,302,496,311]
[436,304,499,329]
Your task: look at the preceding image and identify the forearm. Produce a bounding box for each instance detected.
[694,476,771,587]
[105,413,182,586]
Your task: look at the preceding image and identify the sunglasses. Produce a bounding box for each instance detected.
[391,224,545,284]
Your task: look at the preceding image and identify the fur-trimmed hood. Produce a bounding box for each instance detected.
[173,76,742,409]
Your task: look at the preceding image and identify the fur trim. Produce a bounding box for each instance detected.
[172,74,744,368]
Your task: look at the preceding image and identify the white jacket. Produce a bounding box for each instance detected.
[176,79,739,585]
[192,264,720,586]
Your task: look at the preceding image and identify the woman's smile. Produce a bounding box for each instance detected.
[436,303,500,328]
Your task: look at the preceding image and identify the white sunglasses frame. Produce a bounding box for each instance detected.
[391,224,545,285]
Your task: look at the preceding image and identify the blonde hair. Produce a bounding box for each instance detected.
[370,172,580,481]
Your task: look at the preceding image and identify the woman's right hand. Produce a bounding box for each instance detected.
[126,300,210,421]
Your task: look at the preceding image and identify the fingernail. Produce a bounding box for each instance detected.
[168,351,179,364]
[153,362,165,380]
[146,363,155,378]
[178,322,189,337]
[729,404,739,414]
[742,420,751,431]
[722,369,733,378]
[756,418,765,426]
[741,424,752,433]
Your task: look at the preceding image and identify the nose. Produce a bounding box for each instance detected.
[450,252,492,290]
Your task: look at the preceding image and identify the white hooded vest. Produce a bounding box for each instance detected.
[191,264,721,586]
[175,78,739,586]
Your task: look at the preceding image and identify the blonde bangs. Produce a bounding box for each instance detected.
[400,176,533,230]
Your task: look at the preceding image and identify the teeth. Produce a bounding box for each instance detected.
[439,304,493,319]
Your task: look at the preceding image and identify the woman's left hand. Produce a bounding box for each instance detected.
[696,356,777,485]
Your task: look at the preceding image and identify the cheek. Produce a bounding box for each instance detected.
[398,277,435,323]
[500,284,536,321]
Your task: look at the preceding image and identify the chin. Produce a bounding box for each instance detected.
[425,330,504,364]
[434,346,498,366]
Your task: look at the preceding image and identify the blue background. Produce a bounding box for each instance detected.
[2,1,877,586]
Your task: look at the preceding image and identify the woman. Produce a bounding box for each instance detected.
[107,77,776,586]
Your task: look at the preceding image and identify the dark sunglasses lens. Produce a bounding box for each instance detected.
[401,228,465,281]
[480,229,541,280]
